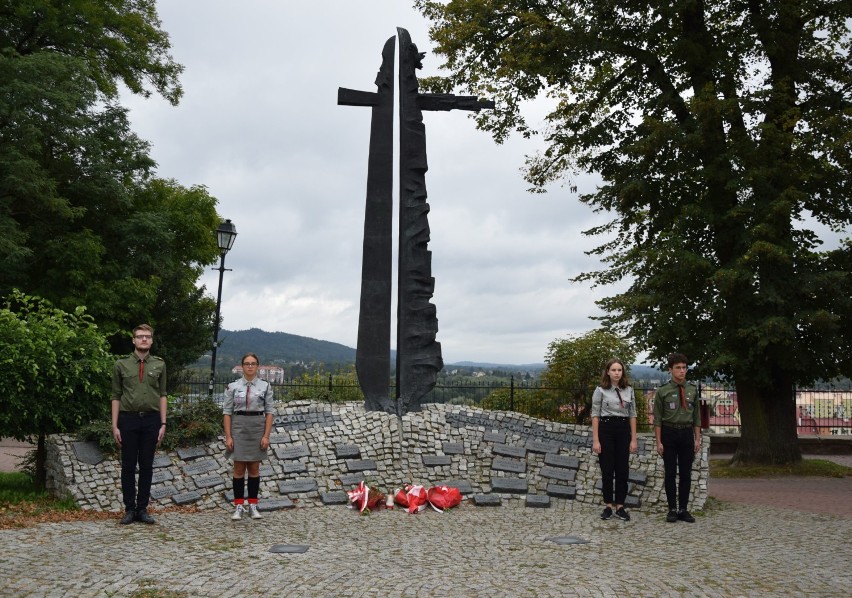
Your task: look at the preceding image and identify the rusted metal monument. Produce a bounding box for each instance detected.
[338,28,493,415]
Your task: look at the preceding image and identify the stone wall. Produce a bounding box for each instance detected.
[46,401,709,512]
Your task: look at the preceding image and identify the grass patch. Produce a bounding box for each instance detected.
[710,458,852,478]
[0,471,80,523]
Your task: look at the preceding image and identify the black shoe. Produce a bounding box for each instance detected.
[135,508,156,524]
[120,510,136,525]
[614,507,630,521]
[666,510,679,523]
[600,506,613,520]
[678,510,695,523]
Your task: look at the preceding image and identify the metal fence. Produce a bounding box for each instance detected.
[174,375,852,436]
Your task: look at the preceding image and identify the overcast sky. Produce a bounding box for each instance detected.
[121,1,617,365]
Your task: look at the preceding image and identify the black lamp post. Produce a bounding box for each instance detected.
[209,218,238,398]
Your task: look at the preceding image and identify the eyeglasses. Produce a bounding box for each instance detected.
[242,362,258,367]
[134,335,153,340]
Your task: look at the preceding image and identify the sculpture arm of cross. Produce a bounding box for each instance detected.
[417,93,495,112]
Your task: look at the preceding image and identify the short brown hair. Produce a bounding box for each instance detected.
[133,324,154,336]
[667,353,688,368]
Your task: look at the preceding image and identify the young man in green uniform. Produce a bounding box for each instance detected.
[654,352,701,523]
[111,324,168,524]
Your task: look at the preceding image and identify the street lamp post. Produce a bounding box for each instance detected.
[209,219,238,398]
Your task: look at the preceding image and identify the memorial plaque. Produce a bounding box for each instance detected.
[472,494,501,506]
[549,536,589,545]
[540,466,576,483]
[334,444,361,459]
[151,470,174,484]
[72,441,104,466]
[544,453,579,469]
[268,433,290,444]
[422,455,451,467]
[152,455,172,468]
[194,475,224,489]
[628,471,648,485]
[259,464,275,477]
[491,477,528,494]
[338,473,365,486]
[259,497,295,511]
[525,439,561,454]
[172,491,202,505]
[442,442,464,455]
[278,479,318,494]
[176,446,206,461]
[438,479,474,494]
[346,459,377,472]
[269,544,309,554]
[183,460,217,476]
[526,495,551,508]
[483,431,506,444]
[624,495,641,508]
[546,483,577,499]
[150,485,177,500]
[491,457,526,474]
[320,491,349,505]
[274,445,310,460]
[492,444,527,459]
[282,462,307,474]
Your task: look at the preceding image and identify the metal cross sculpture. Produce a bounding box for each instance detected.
[338,28,494,415]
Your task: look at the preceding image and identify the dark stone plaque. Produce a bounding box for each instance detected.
[422,455,451,467]
[269,544,310,554]
[151,470,174,484]
[442,442,464,455]
[491,457,526,474]
[346,459,377,472]
[525,439,562,454]
[268,433,290,444]
[282,462,307,474]
[540,466,576,482]
[321,491,349,505]
[492,444,527,459]
[182,460,217,476]
[526,495,551,508]
[259,464,275,477]
[335,444,361,459]
[152,455,172,468]
[472,494,501,506]
[483,431,506,444]
[194,475,224,489]
[624,495,641,508]
[544,453,580,469]
[278,479,318,494]
[172,491,202,505]
[491,477,528,494]
[72,441,104,466]
[549,536,589,545]
[176,446,206,461]
[150,485,177,500]
[338,473,365,486]
[259,498,294,511]
[628,471,648,485]
[546,483,577,499]
[274,445,310,460]
[437,479,474,494]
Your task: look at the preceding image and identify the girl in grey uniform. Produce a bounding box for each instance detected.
[223,353,274,520]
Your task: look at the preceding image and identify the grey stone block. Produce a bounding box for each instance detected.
[491,477,528,494]
[320,491,349,505]
[278,479,318,494]
[546,483,576,499]
[544,453,579,469]
[334,444,361,459]
[172,491,202,505]
[526,494,551,508]
[540,466,576,482]
[274,445,310,460]
[422,455,452,467]
[492,444,527,458]
[442,442,464,454]
[472,494,501,506]
[176,446,206,461]
[491,457,526,474]
[346,459,377,472]
[483,431,506,443]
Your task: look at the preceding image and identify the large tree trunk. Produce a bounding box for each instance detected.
[34,433,47,491]
[732,371,801,465]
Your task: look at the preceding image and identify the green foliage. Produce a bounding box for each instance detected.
[540,330,637,425]
[0,291,113,441]
[416,1,852,463]
[480,387,565,421]
[0,471,78,511]
[290,368,365,404]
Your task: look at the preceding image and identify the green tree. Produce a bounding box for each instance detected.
[416,1,852,464]
[541,330,637,425]
[0,291,114,489]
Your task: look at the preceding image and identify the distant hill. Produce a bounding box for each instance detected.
[450,361,546,371]
[198,328,356,368]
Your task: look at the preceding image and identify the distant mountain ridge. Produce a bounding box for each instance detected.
[202,328,356,367]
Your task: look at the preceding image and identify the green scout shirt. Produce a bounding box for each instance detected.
[111,353,167,412]
[653,380,701,428]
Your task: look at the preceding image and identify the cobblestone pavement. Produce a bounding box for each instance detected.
[1,500,850,597]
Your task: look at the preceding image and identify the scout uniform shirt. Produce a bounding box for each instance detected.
[653,380,700,428]
[222,377,274,415]
[111,353,167,411]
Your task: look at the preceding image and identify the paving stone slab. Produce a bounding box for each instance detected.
[182,460,218,476]
[492,444,527,458]
[483,431,506,443]
[546,483,577,499]
[152,455,172,468]
[150,485,178,500]
[172,491,202,505]
[442,442,464,454]
[491,457,526,474]
[422,455,452,467]
[151,470,174,484]
[259,497,295,511]
[471,494,501,506]
[346,459,377,472]
[320,491,349,505]
[544,453,580,469]
[338,473,365,486]
[549,536,589,545]
[194,475,224,489]
[282,462,307,474]
[176,447,206,461]
[72,441,104,465]
[267,433,290,444]
[274,445,310,460]
[540,466,576,482]
[334,444,361,459]
[269,544,310,554]
[526,495,551,508]
[278,479,319,494]
[491,477,529,494]
[259,464,275,477]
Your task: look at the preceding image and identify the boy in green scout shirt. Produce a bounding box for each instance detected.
[654,352,701,523]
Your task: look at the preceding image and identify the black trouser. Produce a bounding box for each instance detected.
[598,417,631,505]
[661,425,695,511]
[118,411,160,511]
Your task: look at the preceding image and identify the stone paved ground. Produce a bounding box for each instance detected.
[0,499,850,597]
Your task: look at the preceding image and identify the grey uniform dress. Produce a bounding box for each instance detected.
[223,377,274,462]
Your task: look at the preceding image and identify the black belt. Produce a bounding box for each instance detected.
[234,411,264,416]
[121,411,159,417]
[599,416,628,423]
[663,423,693,429]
